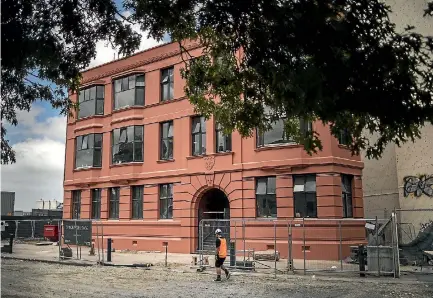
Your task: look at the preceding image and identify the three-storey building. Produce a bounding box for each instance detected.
[63,41,364,259]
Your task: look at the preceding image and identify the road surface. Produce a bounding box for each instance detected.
[1,259,432,298]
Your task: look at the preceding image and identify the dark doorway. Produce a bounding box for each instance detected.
[197,188,230,252]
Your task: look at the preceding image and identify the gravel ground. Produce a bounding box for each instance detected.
[1,259,432,298]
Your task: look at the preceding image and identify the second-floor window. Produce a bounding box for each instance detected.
[192,116,206,156]
[78,85,104,119]
[113,74,145,110]
[338,129,351,146]
[160,121,174,160]
[91,189,101,219]
[71,190,81,219]
[257,118,312,147]
[161,67,174,101]
[112,126,143,164]
[216,124,232,152]
[75,133,103,169]
[342,175,353,218]
[256,177,277,218]
[109,187,120,219]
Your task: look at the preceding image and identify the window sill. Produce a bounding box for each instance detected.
[154,96,186,107]
[157,159,175,164]
[158,218,174,221]
[186,154,206,160]
[110,162,143,168]
[112,105,145,114]
[255,143,301,152]
[74,166,102,172]
[74,115,105,123]
[338,144,350,150]
[209,151,233,156]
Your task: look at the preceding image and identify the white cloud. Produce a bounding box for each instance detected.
[88,11,163,68]
[1,107,66,211]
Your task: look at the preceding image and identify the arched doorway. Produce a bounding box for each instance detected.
[197,188,230,251]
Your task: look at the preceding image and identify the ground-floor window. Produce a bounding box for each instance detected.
[159,184,173,219]
[131,186,143,219]
[256,176,277,218]
[91,189,101,219]
[109,187,120,219]
[71,190,81,219]
[293,175,317,218]
[341,175,353,218]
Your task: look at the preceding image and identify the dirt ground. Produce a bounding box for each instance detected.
[1,259,433,298]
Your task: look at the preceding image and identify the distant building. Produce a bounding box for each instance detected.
[35,199,62,210]
[1,191,15,216]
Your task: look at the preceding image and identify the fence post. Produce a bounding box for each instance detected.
[107,238,112,262]
[287,222,291,272]
[393,209,400,278]
[58,220,61,262]
[31,220,35,239]
[339,220,343,271]
[15,220,19,239]
[274,221,277,278]
[234,220,237,270]
[303,218,306,275]
[375,216,380,277]
[242,220,246,267]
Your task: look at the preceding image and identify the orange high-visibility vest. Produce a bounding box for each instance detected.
[218,238,227,258]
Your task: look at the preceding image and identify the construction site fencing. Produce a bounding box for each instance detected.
[197,217,402,277]
[1,219,61,241]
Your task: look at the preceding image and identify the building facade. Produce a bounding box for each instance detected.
[63,41,364,259]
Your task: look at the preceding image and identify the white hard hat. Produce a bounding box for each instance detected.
[215,228,222,235]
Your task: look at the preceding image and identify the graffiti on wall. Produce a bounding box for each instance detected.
[403,175,433,197]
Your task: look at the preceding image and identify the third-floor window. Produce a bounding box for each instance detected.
[75,133,103,169]
[112,126,143,164]
[257,118,312,147]
[113,74,145,110]
[192,116,206,156]
[216,123,232,152]
[161,67,174,101]
[160,121,174,160]
[78,85,104,119]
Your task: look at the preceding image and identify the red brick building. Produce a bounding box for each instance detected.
[63,41,364,259]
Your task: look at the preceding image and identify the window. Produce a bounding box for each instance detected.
[342,175,353,218]
[113,74,145,110]
[192,116,206,155]
[256,177,277,218]
[109,187,120,219]
[216,123,232,152]
[338,129,351,146]
[160,121,174,160]
[78,85,104,119]
[112,126,143,164]
[293,175,317,218]
[91,189,101,219]
[75,133,103,168]
[71,190,81,219]
[257,118,312,147]
[161,67,174,101]
[159,184,173,219]
[131,186,143,219]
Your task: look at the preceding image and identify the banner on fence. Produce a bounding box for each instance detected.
[63,220,92,246]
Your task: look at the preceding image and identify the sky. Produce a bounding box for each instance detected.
[1,5,170,211]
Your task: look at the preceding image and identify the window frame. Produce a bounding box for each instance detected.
[338,129,351,146]
[71,190,81,219]
[215,123,232,153]
[159,184,173,219]
[160,67,174,101]
[256,118,312,148]
[160,121,174,160]
[91,189,101,220]
[75,133,103,169]
[113,73,145,110]
[342,175,354,218]
[255,177,277,218]
[109,187,120,219]
[131,186,144,219]
[111,125,144,164]
[191,116,206,156]
[293,175,317,218]
[77,85,105,119]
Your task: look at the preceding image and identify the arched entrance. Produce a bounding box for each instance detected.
[197,188,230,251]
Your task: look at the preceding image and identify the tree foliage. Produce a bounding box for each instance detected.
[2,0,432,164]
[127,0,433,158]
[1,0,142,164]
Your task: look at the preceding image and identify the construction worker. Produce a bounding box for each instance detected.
[214,228,230,281]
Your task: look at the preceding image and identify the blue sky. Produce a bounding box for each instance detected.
[2,4,170,211]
